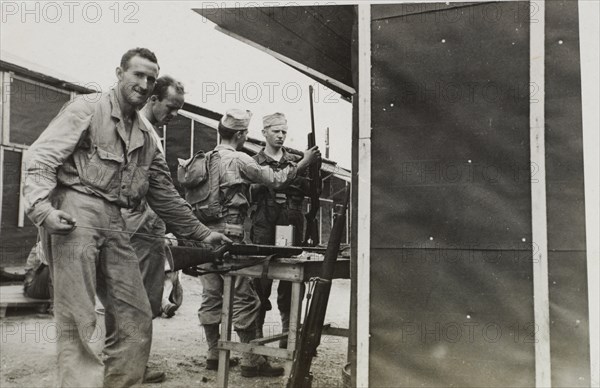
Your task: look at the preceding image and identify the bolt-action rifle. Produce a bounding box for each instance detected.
[170,243,326,275]
[287,187,350,388]
[303,85,322,247]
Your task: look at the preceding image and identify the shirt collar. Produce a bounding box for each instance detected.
[108,89,123,122]
[256,147,290,163]
[255,148,269,164]
[108,89,148,132]
[215,144,237,152]
[109,89,147,154]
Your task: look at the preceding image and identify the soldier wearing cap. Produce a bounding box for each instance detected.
[192,108,320,377]
[250,112,309,346]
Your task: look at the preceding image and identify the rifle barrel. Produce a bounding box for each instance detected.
[304,85,322,247]
[309,85,316,139]
[228,243,304,257]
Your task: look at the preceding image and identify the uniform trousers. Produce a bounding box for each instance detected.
[40,188,152,388]
[197,214,261,366]
[251,202,305,338]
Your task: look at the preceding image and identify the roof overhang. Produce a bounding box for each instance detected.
[193,5,355,98]
[1,52,95,94]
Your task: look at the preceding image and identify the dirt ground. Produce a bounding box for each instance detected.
[0,275,350,388]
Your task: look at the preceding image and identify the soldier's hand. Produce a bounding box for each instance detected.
[298,146,321,171]
[164,233,178,246]
[42,210,76,235]
[202,231,232,246]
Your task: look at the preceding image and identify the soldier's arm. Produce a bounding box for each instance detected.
[145,149,213,241]
[23,97,93,226]
[238,146,320,189]
[237,152,298,189]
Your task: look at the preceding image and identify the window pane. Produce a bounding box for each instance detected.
[193,120,218,154]
[1,150,36,266]
[165,115,191,193]
[9,78,70,146]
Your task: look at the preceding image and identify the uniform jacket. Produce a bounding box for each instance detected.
[23,89,210,240]
[212,144,299,215]
[252,148,308,207]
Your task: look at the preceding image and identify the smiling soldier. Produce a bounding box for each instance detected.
[23,48,230,388]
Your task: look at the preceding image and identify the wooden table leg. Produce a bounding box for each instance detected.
[284,281,303,375]
[217,275,234,388]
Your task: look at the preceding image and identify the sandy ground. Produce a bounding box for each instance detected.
[0,275,350,388]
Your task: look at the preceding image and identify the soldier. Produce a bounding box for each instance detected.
[185,109,320,377]
[23,48,230,387]
[102,75,186,384]
[250,113,309,346]
[123,75,185,319]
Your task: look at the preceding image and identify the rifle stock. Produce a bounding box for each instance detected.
[287,187,350,388]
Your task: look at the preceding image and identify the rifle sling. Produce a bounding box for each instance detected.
[193,256,270,276]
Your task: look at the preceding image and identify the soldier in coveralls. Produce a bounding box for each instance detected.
[122,75,186,321]
[23,48,230,388]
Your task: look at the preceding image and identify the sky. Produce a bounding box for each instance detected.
[0,0,353,168]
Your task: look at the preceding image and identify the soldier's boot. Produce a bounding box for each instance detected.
[203,324,240,370]
[237,327,284,378]
[203,324,220,370]
[143,367,166,384]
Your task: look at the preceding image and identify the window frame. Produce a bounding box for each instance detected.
[4,73,72,148]
[0,71,74,229]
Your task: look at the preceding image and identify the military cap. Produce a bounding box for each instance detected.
[263,112,288,130]
[220,109,252,131]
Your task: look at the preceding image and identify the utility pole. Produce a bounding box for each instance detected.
[325,127,330,159]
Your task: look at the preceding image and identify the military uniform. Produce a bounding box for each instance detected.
[190,110,299,374]
[24,90,211,387]
[195,143,299,368]
[120,114,171,318]
[250,148,308,339]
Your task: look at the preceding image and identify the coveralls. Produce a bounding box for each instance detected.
[120,203,171,317]
[250,149,308,339]
[193,144,299,366]
[23,90,211,388]
[120,115,172,318]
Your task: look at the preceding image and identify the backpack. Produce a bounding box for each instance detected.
[177,150,224,222]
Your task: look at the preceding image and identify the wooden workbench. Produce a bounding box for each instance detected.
[216,256,349,387]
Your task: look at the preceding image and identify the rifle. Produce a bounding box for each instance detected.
[287,187,350,388]
[303,85,322,246]
[170,243,309,273]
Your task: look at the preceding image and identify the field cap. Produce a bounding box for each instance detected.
[221,109,252,130]
[263,112,288,130]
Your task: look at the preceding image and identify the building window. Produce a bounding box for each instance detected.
[8,77,70,146]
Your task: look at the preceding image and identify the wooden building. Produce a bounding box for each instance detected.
[0,57,349,266]
[195,2,598,387]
